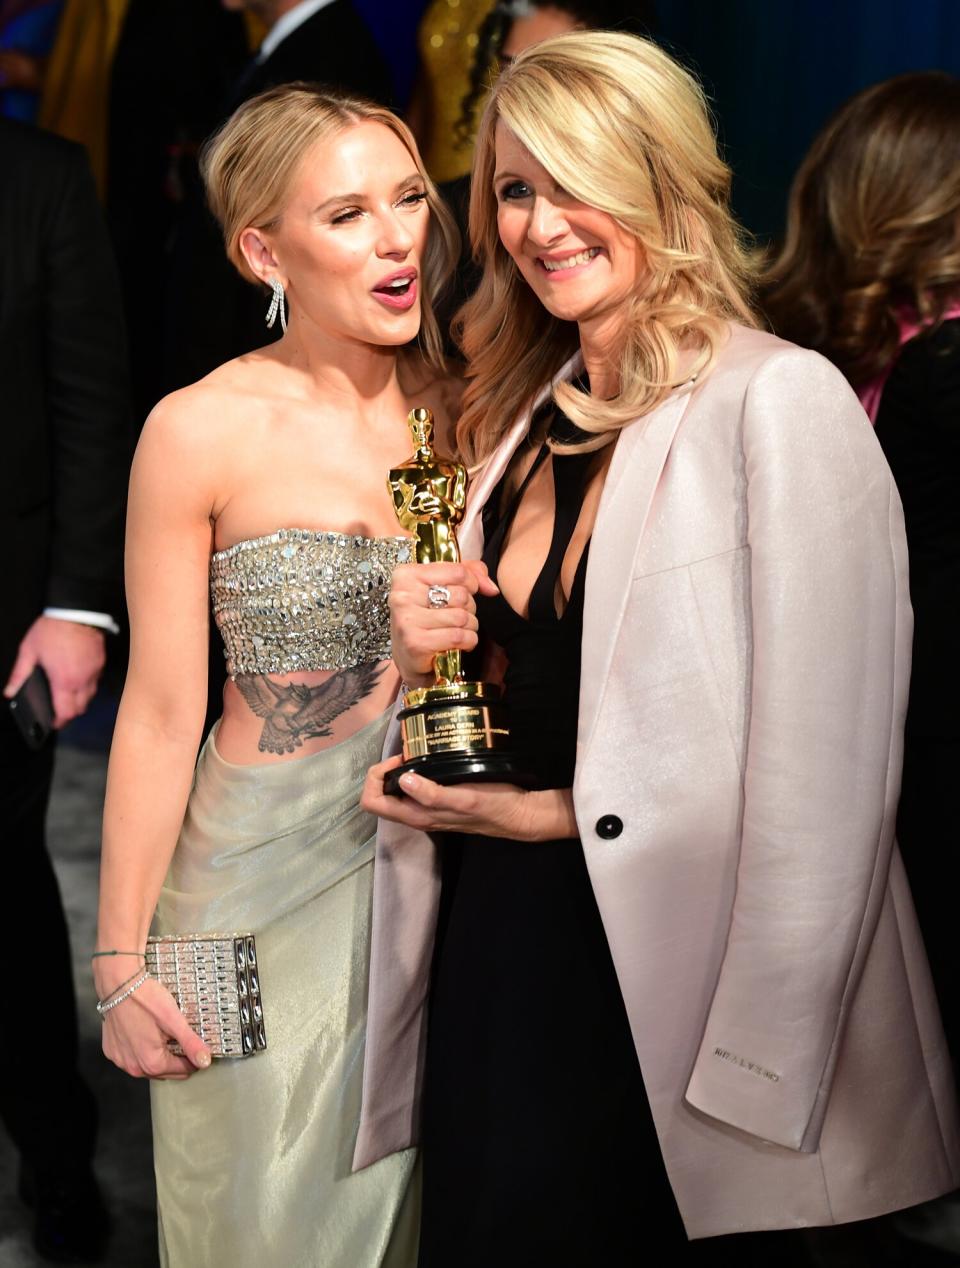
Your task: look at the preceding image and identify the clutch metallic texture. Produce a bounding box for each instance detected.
[145,934,267,1058]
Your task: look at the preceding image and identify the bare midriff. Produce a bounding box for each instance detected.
[212,664,400,766]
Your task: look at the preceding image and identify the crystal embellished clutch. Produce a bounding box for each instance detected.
[145,934,267,1059]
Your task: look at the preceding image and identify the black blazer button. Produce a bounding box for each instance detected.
[596,815,623,840]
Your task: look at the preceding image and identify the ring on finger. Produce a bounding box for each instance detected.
[427,584,451,609]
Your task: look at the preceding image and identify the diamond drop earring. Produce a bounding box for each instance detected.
[265,277,287,333]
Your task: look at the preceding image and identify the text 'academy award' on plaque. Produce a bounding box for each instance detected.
[383,407,528,796]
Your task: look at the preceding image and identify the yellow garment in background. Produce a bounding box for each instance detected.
[418,0,496,182]
[242,11,266,51]
[38,0,129,198]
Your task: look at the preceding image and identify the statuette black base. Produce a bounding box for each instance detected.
[384,750,533,796]
[384,675,531,796]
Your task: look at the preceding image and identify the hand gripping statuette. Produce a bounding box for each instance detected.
[384,407,528,795]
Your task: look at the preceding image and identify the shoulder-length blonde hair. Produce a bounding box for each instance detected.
[761,71,960,388]
[456,31,757,464]
[201,82,459,372]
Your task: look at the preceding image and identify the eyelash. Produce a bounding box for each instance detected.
[331,190,428,225]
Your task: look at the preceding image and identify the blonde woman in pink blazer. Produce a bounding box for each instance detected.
[359,32,960,1265]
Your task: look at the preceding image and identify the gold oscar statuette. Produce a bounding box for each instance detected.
[383,407,528,795]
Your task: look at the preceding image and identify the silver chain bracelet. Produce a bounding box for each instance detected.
[96,970,151,1019]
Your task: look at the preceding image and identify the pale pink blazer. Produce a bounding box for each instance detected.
[353,323,960,1237]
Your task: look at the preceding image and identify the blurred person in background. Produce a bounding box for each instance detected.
[457,0,656,155]
[0,0,62,121]
[165,0,391,399]
[36,0,128,198]
[763,69,960,1084]
[0,118,130,1263]
[11,0,250,420]
[354,0,427,114]
[106,0,250,419]
[219,0,389,118]
[408,0,497,183]
[409,0,657,184]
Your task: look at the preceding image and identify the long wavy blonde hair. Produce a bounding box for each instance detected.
[455,31,757,464]
[761,72,960,387]
[201,82,459,373]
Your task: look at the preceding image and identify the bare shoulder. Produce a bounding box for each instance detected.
[133,363,267,515]
[138,355,268,464]
[137,383,222,473]
[400,354,465,453]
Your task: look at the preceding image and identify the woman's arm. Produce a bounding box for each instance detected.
[94,398,219,1077]
[683,347,911,1152]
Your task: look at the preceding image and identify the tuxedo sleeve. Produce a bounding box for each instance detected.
[683,347,912,1151]
[42,145,131,615]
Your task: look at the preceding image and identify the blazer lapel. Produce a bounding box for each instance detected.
[578,386,696,756]
[459,352,583,560]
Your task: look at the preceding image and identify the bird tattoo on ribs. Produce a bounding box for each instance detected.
[235,660,388,754]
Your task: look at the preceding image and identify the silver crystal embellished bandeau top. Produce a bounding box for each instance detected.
[210,528,413,677]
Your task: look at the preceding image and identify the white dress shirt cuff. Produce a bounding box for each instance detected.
[43,607,120,635]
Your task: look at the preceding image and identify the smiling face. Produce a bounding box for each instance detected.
[493,122,644,334]
[239,120,430,348]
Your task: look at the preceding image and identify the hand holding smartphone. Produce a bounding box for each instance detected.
[8,665,55,749]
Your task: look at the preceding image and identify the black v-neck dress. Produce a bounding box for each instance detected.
[416,414,689,1266]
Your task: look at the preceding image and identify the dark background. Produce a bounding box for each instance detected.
[656,0,960,242]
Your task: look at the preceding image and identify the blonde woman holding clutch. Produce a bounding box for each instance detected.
[94,84,459,1267]
[361,32,960,1266]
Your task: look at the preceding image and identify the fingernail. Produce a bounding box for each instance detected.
[196,1050,212,1069]
[399,772,418,791]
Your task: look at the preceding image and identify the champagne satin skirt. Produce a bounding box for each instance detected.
[150,711,417,1268]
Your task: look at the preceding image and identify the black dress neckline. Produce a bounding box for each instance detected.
[481,437,596,628]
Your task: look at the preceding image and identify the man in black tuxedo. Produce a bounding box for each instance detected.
[106,0,250,420]
[222,0,391,116]
[164,0,392,393]
[0,118,130,1261]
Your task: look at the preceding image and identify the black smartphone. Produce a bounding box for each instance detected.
[8,665,55,750]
